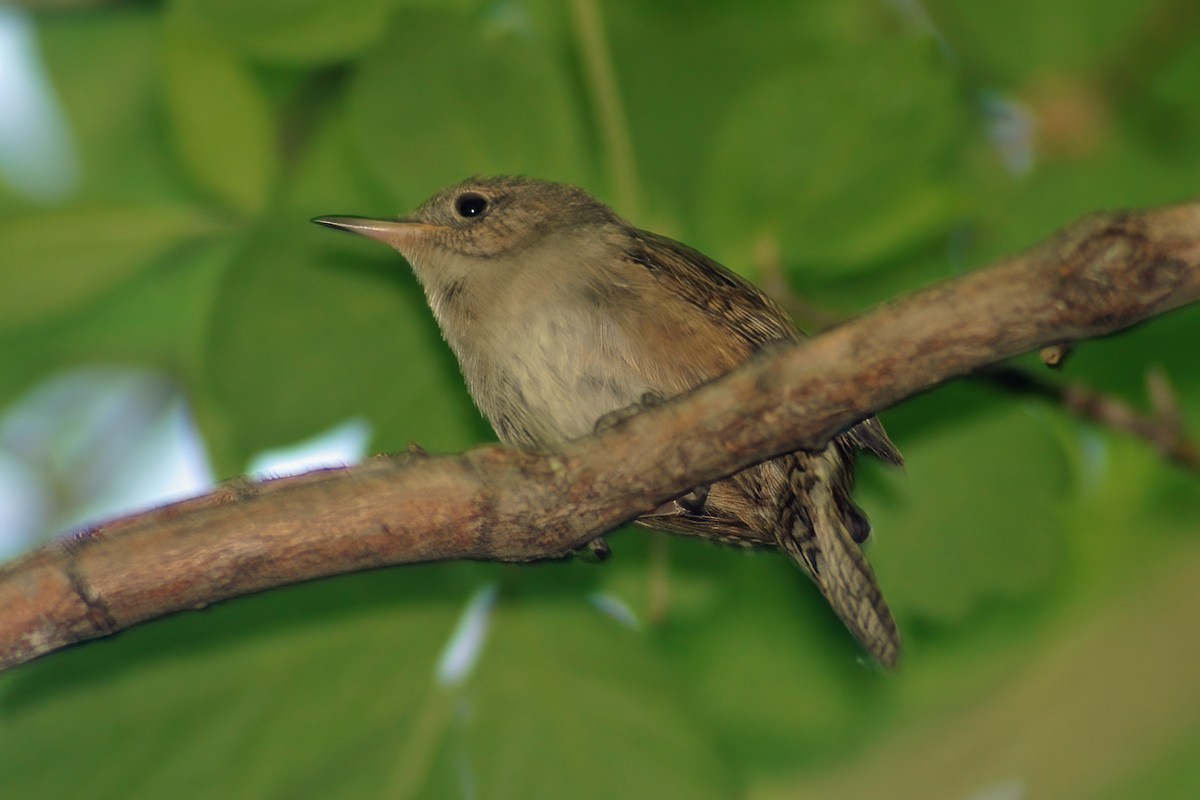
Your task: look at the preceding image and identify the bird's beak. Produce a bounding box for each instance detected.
[311,216,445,249]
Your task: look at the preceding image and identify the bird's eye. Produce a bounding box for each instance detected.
[454,193,488,218]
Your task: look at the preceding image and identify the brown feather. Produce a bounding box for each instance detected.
[618,227,902,666]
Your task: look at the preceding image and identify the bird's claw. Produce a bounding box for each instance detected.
[593,392,668,433]
[676,484,709,513]
[577,537,611,563]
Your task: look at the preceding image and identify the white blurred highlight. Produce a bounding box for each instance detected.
[0,6,79,202]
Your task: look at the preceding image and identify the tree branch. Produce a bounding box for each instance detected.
[3,204,1199,671]
[759,226,1200,466]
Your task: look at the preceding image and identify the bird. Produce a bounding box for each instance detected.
[314,176,904,667]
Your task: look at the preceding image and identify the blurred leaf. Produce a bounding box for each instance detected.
[1138,32,1200,170]
[204,217,482,468]
[925,0,1157,83]
[606,0,902,236]
[177,0,404,65]
[37,9,187,204]
[0,568,468,799]
[755,539,1200,800]
[969,139,1200,266]
[0,206,216,330]
[462,597,736,800]
[0,237,233,426]
[1098,723,1200,800]
[347,8,589,209]
[163,10,278,214]
[864,386,1069,627]
[698,35,964,276]
[647,544,889,772]
[203,116,482,471]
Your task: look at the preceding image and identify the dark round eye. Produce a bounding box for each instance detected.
[454,192,488,218]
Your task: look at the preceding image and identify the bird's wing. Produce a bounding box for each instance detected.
[621,229,902,465]
[622,229,799,355]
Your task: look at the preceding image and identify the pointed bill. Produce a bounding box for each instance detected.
[311,216,445,249]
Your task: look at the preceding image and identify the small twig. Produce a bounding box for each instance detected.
[1146,366,1185,432]
[979,365,1199,472]
[568,0,641,218]
[1040,343,1073,367]
[645,536,671,626]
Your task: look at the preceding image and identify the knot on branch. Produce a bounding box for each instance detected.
[1055,211,1189,332]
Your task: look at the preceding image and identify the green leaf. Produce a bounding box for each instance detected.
[698,36,964,276]
[864,387,1069,627]
[202,115,484,470]
[462,597,735,800]
[754,541,1200,799]
[347,8,589,210]
[0,235,234,429]
[1098,723,1200,800]
[0,206,216,330]
[204,216,484,468]
[0,569,468,799]
[1138,33,1200,172]
[178,0,406,65]
[163,10,278,213]
[924,0,1151,83]
[642,542,889,771]
[36,10,189,205]
[606,1,900,235]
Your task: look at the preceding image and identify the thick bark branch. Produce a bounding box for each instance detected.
[2,204,1199,671]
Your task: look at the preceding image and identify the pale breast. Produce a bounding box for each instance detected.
[436,236,767,450]
[486,304,656,446]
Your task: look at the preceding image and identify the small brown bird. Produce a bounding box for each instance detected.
[314,177,904,667]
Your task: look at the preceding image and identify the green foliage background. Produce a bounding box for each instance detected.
[2,0,1200,797]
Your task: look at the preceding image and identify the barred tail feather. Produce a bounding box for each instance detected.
[782,449,901,668]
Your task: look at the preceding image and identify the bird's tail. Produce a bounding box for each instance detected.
[779,447,901,668]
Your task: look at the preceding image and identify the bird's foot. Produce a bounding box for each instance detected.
[576,537,611,563]
[675,484,709,513]
[592,392,667,432]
